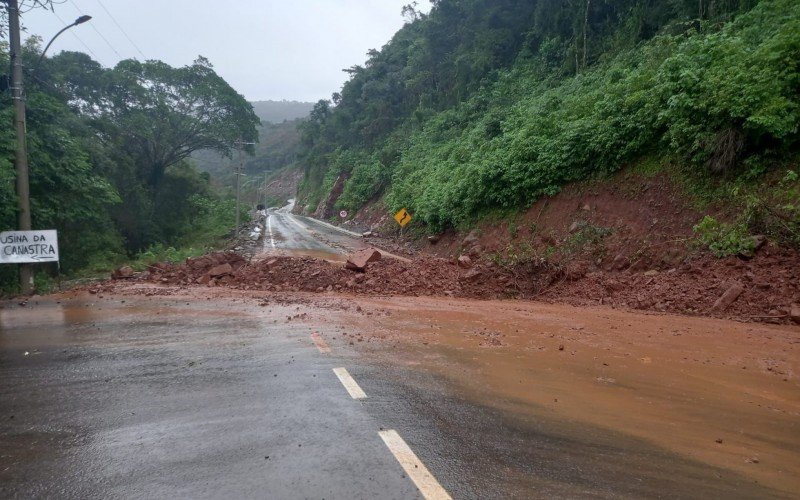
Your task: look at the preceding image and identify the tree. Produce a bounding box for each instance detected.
[1,42,121,276]
[0,0,58,37]
[42,54,261,250]
[87,56,260,187]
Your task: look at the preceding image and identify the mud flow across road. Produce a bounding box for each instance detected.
[1,284,798,498]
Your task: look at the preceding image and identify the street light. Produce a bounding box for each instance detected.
[33,15,92,76]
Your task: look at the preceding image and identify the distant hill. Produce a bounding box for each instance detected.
[250,100,314,124]
[191,100,313,206]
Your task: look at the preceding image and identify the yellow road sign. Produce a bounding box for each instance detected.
[393,208,412,227]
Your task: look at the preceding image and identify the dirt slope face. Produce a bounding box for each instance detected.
[424,171,800,324]
[321,169,800,325]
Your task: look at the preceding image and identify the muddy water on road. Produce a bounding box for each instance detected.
[340,297,800,497]
[4,286,797,497]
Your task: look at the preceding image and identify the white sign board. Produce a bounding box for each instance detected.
[0,230,59,264]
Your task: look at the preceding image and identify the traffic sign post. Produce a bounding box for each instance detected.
[0,230,60,264]
[393,208,412,227]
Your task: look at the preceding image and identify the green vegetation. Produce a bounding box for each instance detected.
[1,39,258,293]
[298,0,799,243]
[693,215,755,257]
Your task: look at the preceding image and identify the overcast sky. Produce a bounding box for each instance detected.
[20,0,431,102]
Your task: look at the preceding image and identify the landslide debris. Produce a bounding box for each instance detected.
[124,250,513,298]
[101,243,800,325]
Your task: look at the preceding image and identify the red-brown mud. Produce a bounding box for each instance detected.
[333,295,800,497]
[39,283,799,495]
[326,171,800,325]
[101,245,799,325]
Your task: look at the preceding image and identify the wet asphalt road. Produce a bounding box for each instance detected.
[1,294,787,499]
[2,206,795,498]
[0,297,422,499]
[262,201,369,260]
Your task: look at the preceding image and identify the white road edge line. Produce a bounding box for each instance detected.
[294,214,412,263]
[332,367,367,399]
[311,332,330,354]
[379,430,452,500]
[266,215,276,249]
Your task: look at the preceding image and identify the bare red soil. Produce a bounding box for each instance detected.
[87,170,800,325]
[98,242,800,325]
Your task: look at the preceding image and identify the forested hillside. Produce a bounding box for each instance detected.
[297,0,799,249]
[1,40,258,292]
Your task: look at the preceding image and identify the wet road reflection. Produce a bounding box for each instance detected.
[259,200,368,262]
[0,293,421,499]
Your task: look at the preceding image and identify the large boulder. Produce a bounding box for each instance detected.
[112,266,134,279]
[459,267,483,283]
[345,248,382,272]
[463,230,479,246]
[790,303,800,324]
[186,256,213,270]
[208,263,233,277]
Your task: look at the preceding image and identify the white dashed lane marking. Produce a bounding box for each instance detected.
[321,341,449,498]
[379,430,452,500]
[332,367,367,399]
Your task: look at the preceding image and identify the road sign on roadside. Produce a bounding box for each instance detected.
[393,208,412,227]
[0,230,59,264]
[340,210,348,218]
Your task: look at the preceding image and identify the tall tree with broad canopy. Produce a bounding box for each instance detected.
[90,56,260,187]
[43,53,260,250]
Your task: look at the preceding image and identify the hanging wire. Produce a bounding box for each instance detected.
[19,0,68,15]
[94,0,146,59]
[67,0,123,59]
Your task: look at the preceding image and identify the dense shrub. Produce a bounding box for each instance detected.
[385,0,799,230]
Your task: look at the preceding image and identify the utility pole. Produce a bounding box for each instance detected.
[8,0,33,294]
[233,139,255,233]
[235,145,242,231]
[6,3,91,294]
[264,170,268,210]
